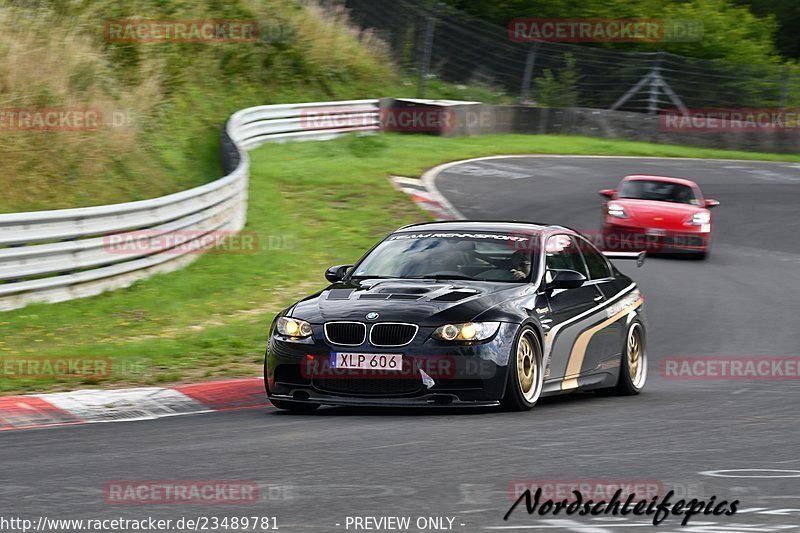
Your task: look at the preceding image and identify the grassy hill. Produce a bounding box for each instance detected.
[0,0,408,212]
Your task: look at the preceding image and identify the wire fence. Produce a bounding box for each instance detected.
[343,0,800,114]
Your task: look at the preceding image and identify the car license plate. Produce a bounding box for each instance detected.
[646,228,667,236]
[331,352,403,371]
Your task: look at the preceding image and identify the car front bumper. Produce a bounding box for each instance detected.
[602,224,710,253]
[265,322,520,406]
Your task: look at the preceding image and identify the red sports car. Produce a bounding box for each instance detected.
[599,175,720,259]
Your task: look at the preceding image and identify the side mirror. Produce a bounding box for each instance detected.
[547,269,587,290]
[325,264,352,283]
[599,189,617,199]
[704,199,720,208]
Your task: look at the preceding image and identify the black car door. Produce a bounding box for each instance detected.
[575,236,625,376]
[541,234,606,385]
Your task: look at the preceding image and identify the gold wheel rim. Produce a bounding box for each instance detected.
[628,325,644,386]
[517,332,539,401]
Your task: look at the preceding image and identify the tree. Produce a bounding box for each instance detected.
[534,53,580,107]
[441,0,785,64]
[734,0,800,59]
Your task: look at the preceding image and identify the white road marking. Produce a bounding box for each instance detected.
[449,164,530,180]
[700,469,800,478]
[36,387,209,423]
[484,519,651,531]
[486,517,800,532]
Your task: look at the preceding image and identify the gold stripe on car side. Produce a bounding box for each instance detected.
[560,299,643,391]
[541,283,637,359]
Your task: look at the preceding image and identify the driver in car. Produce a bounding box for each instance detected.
[509,250,532,280]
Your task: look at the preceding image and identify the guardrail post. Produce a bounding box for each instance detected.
[519,42,541,104]
[780,67,789,109]
[417,4,440,98]
[647,52,664,115]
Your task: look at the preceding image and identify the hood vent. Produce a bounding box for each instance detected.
[357,293,422,301]
[358,293,390,300]
[432,290,478,302]
[374,286,431,295]
[327,289,355,300]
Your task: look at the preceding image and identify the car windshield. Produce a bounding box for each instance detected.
[351,231,537,282]
[618,179,700,205]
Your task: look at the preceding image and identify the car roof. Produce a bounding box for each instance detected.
[622,174,699,188]
[398,220,546,233]
[396,220,576,236]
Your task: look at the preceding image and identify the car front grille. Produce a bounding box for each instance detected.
[314,378,421,396]
[324,322,367,346]
[323,322,418,347]
[604,228,706,250]
[663,235,706,247]
[369,323,418,347]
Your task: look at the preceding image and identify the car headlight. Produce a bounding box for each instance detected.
[276,317,313,338]
[433,322,500,341]
[607,203,628,218]
[686,212,711,226]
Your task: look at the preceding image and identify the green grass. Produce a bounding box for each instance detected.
[3,132,800,394]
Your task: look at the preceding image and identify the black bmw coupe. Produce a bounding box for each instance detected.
[265,221,647,412]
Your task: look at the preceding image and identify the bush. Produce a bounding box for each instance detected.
[534,54,579,107]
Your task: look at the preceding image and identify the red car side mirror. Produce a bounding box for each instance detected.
[599,189,617,199]
[704,199,720,208]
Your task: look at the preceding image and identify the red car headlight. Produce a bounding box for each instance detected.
[685,212,711,227]
[607,202,628,219]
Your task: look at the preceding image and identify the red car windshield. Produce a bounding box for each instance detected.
[618,180,700,206]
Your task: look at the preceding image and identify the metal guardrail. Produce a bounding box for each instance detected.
[0,99,380,311]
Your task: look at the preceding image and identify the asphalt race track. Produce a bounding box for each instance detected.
[3,156,800,532]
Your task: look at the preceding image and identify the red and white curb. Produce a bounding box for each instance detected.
[390,175,459,220]
[0,378,266,431]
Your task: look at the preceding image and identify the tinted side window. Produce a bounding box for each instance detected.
[578,238,611,280]
[545,235,588,277]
